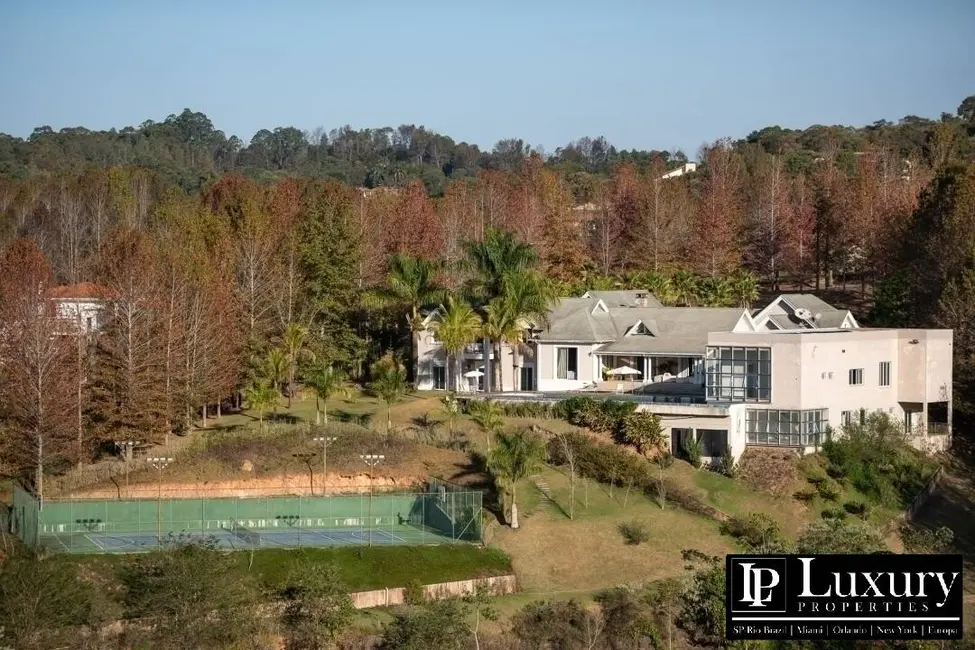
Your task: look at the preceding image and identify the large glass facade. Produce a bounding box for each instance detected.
[746,409,828,447]
[705,346,771,402]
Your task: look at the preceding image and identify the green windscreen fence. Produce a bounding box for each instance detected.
[12,480,483,554]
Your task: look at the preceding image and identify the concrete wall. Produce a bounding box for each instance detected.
[349,574,517,609]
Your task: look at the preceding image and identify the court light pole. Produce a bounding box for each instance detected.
[312,436,337,495]
[147,457,173,542]
[360,454,384,547]
[114,440,140,499]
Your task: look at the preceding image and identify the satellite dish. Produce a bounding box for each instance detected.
[794,307,813,321]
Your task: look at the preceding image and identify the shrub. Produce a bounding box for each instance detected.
[842,500,869,518]
[720,513,783,549]
[656,451,674,469]
[816,479,841,502]
[619,520,651,545]
[404,579,425,605]
[806,474,826,487]
[719,447,738,478]
[900,524,954,554]
[621,412,664,454]
[820,507,848,521]
[681,437,702,468]
[793,489,817,503]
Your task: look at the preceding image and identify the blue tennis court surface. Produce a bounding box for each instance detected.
[41,526,456,553]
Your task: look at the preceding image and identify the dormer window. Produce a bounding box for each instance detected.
[626,321,653,336]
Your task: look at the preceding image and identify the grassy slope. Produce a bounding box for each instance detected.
[55,544,512,592]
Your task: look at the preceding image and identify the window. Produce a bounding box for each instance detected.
[520,366,535,391]
[432,365,446,390]
[705,346,771,402]
[697,430,728,457]
[879,361,891,387]
[841,409,865,427]
[556,347,578,380]
[848,368,863,385]
[746,409,828,447]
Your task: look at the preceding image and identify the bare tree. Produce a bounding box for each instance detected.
[0,239,74,503]
[556,433,576,520]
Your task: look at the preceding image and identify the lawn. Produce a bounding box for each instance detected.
[490,465,734,593]
[54,544,513,592]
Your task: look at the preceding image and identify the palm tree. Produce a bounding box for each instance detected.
[481,300,520,393]
[243,380,278,431]
[462,229,539,303]
[729,269,761,309]
[431,297,482,392]
[257,348,289,412]
[369,353,410,432]
[491,270,557,392]
[304,362,351,426]
[699,276,733,307]
[670,270,699,307]
[367,253,446,379]
[469,398,505,450]
[279,323,315,408]
[487,429,547,529]
[644,273,676,306]
[439,392,460,439]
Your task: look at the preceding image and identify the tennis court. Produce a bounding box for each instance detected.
[40,525,456,554]
[13,479,483,554]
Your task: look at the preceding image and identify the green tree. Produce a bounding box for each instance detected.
[368,253,446,380]
[380,599,470,650]
[243,380,278,430]
[644,272,676,305]
[462,229,544,391]
[488,429,547,528]
[279,323,315,408]
[622,412,664,455]
[728,268,760,308]
[431,296,482,392]
[469,398,505,450]
[261,347,289,404]
[279,561,356,650]
[797,519,888,554]
[369,353,410,432]
[493,269,557,392]
[670,269,699,306]
[698,276,732,307]
[304,362,351,426]
[299,183,366,369]
[117,539,264,650]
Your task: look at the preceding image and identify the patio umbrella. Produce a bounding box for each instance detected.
[606,365,641,376]
[607,365,642,392]
[463,370,484,377]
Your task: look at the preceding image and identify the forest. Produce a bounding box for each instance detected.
[1,95,975,493]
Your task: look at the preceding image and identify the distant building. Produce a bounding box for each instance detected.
[44,283,113,334]
[660,162,697,180]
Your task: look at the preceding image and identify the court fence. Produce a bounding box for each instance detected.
[11,479,483,554]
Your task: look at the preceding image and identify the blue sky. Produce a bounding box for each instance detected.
[1,0,972,155]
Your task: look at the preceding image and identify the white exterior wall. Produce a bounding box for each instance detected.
[536,342,601,391]
[55,298,105,332]
[706,328,953,452]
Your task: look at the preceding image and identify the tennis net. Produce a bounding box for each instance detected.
[228,519,262,547]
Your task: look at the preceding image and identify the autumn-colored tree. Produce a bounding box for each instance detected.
[744,153,793,290]
[537,168,586,281]
[0,239,74,501]
[389,179,444,260]
[627,156,684,273]
[692,140,744,276]
[90,228,168,444]
[206,174,281,349]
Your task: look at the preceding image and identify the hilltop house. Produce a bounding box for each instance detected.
[416,290,952,461]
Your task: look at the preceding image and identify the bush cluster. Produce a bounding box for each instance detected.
[618,520,651,545]
[720,513,785,550]
[822,412,938,507]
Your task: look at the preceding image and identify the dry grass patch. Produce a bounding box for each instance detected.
[737,448,799,496]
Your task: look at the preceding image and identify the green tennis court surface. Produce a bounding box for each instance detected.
[40,525,458,554]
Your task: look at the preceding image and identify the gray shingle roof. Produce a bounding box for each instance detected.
[537,297,749,353]
[583,290,664,308]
